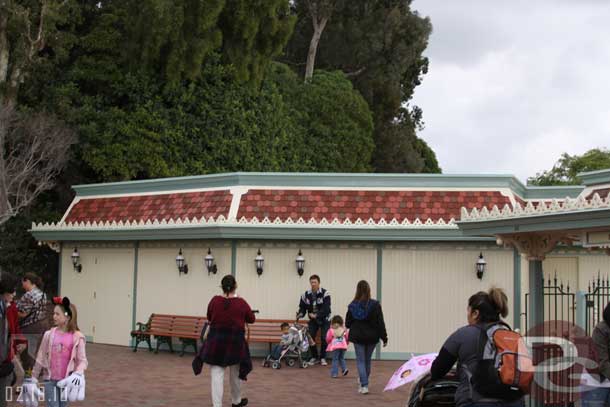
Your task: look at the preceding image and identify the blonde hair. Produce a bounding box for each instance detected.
[55,303,80,333]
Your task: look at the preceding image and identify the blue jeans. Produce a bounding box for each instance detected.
[270,344,283,360]
[331,350,347,377]
[308,320,330,360]
[354,343,376,387]
[582,387,610,407]
[44,380,69,407]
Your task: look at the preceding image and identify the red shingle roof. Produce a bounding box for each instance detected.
[587,188,610,199]
[236,190,511,222]
[64,191,232,223]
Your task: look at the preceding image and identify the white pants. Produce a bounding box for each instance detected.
[209,364,242,407]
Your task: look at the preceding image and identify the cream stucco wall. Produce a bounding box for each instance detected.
[135,242,232,325]
[60,244,135,346]
[234,242,377,321]
[381,245,515,355]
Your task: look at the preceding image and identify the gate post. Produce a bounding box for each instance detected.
[576,291,586,330]
[529,260,544,329]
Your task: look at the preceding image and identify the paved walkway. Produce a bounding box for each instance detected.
[10,343,414,406]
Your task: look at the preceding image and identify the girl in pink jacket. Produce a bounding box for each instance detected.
[22,297,87,406]
[326,315,349,378]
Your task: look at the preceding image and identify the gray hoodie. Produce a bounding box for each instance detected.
[593,320,610,379]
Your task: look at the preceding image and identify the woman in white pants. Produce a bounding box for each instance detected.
[201,275,255,407]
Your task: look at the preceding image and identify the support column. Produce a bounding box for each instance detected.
[528,259,544,331]
[513,249,521,330]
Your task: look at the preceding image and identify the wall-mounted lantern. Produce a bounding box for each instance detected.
[205,248,217,275]
[71,247,82,273]
[476,252,486,280]
[255,249,264,277]
[296,250,305,277]
[176,249,188,275]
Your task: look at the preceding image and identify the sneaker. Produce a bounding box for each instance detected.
[308,358,319,366]
[361,386,369,395]
[343,369,349,376]
[320,359,328,366]
[232,398,248,407]
[331,375,338,378]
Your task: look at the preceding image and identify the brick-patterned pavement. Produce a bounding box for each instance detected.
[10,343,414,406]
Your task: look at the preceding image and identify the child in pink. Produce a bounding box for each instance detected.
[27,297,88,407]
[326,315,349,378]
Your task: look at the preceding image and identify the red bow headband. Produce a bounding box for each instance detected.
[53,297,72,318]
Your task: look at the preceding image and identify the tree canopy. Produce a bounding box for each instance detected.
[528,148,610,186]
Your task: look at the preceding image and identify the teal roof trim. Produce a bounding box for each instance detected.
[31,226,494,243]
[458,208,610,235]
[578,169,610,187]
[71,172,584,199]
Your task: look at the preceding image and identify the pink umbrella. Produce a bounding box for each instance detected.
[384,352,438,391]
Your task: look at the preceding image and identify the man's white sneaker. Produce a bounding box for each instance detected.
[320,359,328,366]
[361,386,369,395]
[307,358,318,366]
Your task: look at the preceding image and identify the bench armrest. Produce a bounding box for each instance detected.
[135,321,151,332]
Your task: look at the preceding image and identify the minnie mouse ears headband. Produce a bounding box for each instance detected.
[53,296,72,318]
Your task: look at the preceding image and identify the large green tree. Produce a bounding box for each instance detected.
[285,0,439,173]
[528,148,610,186]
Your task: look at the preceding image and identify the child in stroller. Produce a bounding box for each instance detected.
[406,370,458,407]
[262,322,312,369]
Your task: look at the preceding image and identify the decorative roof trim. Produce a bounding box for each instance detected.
[69,172,583,199]
[460,193,610,223]
[31,215,458,232]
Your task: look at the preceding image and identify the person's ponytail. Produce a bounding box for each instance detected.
[488,286,509,318]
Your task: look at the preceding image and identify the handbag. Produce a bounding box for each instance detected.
[192,322,210,376]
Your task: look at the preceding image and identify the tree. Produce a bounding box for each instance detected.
[268,63,375,171]
[302,0,338,80]
[218,0,296,85]
[0,105,74,225]
[528,148,610,186]
[0,0,74,106]
[284,0,435,172]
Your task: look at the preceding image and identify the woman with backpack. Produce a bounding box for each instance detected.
[345,280,388,395]
[430,287,527,407]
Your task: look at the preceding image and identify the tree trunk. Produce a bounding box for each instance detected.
[304,16,327,81]
[0,13,10,106]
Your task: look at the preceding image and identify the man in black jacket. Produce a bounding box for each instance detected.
[296,275,331,365]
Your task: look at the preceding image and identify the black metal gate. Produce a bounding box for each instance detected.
[524,273,577,407]
[585,274,610,336]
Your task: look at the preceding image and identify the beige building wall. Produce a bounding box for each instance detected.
[235,242,377,321]
[578,254,610,290]
[381,245,515,356]
[135,242,232,327]
[60,244,135,346]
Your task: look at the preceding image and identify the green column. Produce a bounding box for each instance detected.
[231,240,237,277]
[528,259,544,330]
[513,249,521,330]
[57,243,63,296]
[131,242,140,347]
[375,243,383,360]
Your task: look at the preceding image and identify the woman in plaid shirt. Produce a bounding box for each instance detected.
[17,273,49,359]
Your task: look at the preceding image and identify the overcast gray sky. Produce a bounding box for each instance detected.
[411,0,610,182]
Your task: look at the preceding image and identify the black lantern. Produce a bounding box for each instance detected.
[205,248,217,275]
[296,250,305,277]
[476,252,486,279]
[255,249,264,276]
[176,249,188,275]
[71,247,82,273]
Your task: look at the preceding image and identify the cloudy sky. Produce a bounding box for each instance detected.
[410,0,610,182]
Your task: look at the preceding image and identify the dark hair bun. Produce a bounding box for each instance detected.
[221,275,237,294]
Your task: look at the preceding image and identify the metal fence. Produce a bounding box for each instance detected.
[585,274,610,336]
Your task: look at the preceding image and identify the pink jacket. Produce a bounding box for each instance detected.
[326,327,349,352]
[32,327,88,381]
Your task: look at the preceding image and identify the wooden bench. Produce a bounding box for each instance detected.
[131,314,207,356]
[246,319,321,353]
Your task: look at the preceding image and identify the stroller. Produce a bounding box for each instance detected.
[406,370,459,407]
[262,322,313,369]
